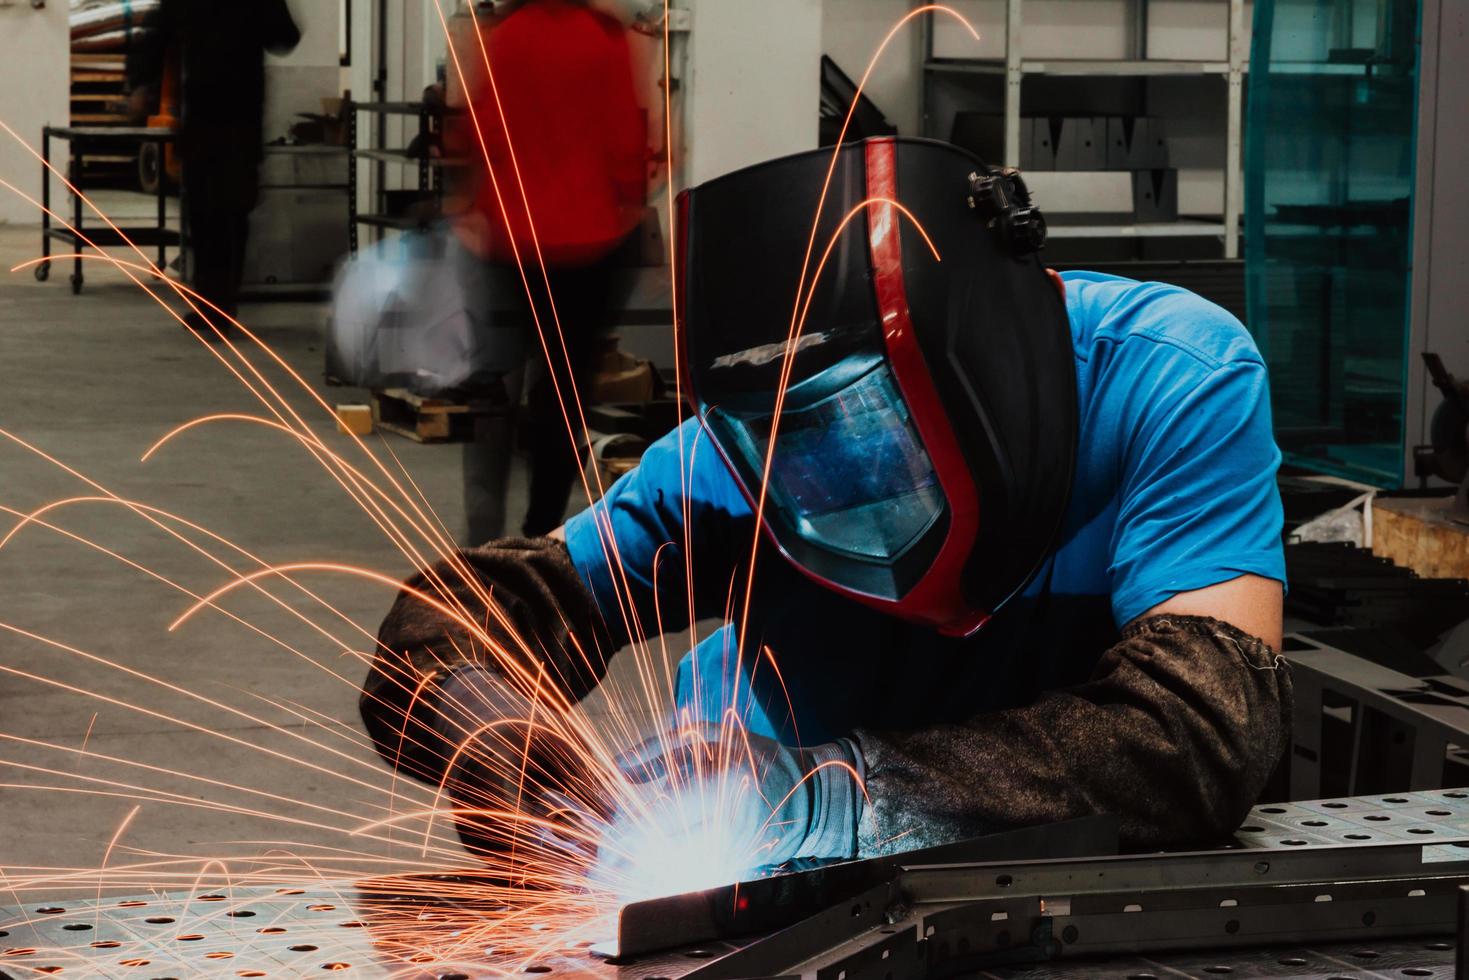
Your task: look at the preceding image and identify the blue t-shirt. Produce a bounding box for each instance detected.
[565,271,1285,742]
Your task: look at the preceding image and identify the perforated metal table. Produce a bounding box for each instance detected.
[6,789,1469,979]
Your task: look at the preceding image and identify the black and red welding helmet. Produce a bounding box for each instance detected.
[677,138,1077,637]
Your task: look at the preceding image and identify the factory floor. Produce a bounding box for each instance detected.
[0,218,679,893]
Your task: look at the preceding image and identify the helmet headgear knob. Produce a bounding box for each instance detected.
[967,167,1047,256]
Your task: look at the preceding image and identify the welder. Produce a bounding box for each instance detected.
[361,138,1289,866]
[128,0,300,340]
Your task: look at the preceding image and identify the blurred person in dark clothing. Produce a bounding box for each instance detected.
[452,0,647,540]
[129,0,301,341]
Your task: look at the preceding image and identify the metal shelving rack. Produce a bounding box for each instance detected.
[919,0,1246,258]
[345,100,466,253]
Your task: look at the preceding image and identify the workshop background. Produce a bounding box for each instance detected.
[0,0,1468,977]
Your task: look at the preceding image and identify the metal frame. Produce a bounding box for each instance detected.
[917,0,1246,258]
[21,630,1469,977]
[1223,0,1245,259]
[1003,0,1023,171]
[810,844,1469,978]
[615,816,1120,957]
[345,100,463,255]
[1405,0,1469,488]
[673,810,1469,978]
[36,126,181,294]
[1282,631,1469,801]
[619,788,1469,979]
[9,789,1469,979]
[1404,0,1439,491]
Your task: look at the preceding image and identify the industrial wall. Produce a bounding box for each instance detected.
[264,0,346,146]
[0,0,70,226]
[357,0,449,197]
[1407,0,1469,463]
[0,0,338,227]
[684,0,821,185]
[821,0,924,137]
[823,0,1252,216]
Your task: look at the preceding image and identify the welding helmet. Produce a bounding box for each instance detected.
[677,138,1077,636]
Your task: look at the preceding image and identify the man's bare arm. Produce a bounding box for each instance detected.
[1140,573,1283,650]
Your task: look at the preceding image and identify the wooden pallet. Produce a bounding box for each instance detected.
[71,56,129,131]
[73,53,126,67]
[1373,495,1469,580]
[369,388,503,443]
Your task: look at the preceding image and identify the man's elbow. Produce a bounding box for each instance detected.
[1115,615,1294,850]
[1178,732,1287,846]
[1122,717,1291,850]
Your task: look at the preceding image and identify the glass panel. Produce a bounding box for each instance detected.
[1245,0,1419,486]
[720,366,944,561]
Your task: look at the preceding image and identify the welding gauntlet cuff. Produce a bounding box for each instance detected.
[617,729,866,867]
[852,615,1292,855]
[361,536,617,785]
[801,739,867,863]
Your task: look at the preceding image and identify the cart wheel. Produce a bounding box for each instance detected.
[70,274,83,295]
[138,143,161,196]
[33,261,50,282]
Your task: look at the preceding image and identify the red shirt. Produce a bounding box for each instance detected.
[456,0,645,265]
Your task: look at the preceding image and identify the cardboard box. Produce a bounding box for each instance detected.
[1103,117,1171,170]
[592,348,658,404]
[1127,117,1170,169]
[1031,117,1058,171]
[243,185,349,287]
[949,115,1048,169]
[1104,117,1134,169]
[1132,168,1179,222]
[949,112,1005,165]
[1055,117,1104,171]
[336,403,373,436]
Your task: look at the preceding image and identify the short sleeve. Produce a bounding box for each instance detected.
[564,419,750,641]
[1108,354,1286,627]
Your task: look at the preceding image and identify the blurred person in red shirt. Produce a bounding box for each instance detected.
[453,0,648,541]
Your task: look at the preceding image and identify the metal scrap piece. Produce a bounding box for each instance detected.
[615,815,1120,957]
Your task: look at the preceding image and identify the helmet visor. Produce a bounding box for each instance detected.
[715,364,943,563]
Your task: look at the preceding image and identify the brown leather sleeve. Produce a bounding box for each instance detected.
[359,536,618,783]
[853,615,1292,855]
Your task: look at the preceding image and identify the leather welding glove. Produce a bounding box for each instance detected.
[361,537,619,786]
[851,615,1292,854]
[613,725,866,870]
[429,664,611,872]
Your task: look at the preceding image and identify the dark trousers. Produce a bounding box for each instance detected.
[182,132,259,321]
[521,255,626,536]
[463,242,630,543]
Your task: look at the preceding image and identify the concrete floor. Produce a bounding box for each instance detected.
[0,218,679,895]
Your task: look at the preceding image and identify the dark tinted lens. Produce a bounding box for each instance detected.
[720,367,943,561]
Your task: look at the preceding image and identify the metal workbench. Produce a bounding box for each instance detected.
[37,125,181,294]
[6,787,1469,979]
[7,626,1468,979]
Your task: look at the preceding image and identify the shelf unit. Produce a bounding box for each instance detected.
[37,126,180,294]
[346,100,463,254]
[919,0,1247,258]
[1048,220,1229,239]
[68,53,136,184]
